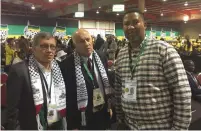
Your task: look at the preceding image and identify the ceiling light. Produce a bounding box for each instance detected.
[112,4,125,12]
[183,15,189,21]
[75,12,84,17]
[116,13,119,16]
[144,8,147,12]
[161,12,164,16]
[49,0,53,2]
[31,5,35,10]
[184,1,188,6]
[163,0,167,1]
[96,10,99,14]
[99,6,101,8]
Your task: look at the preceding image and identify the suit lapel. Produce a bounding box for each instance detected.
[22,60,33,92]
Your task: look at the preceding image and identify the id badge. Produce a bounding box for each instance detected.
[93,88,105,107]
[123,79,137,101]
[47,104,58,125]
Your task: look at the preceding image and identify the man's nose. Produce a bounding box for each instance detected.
[46,46,53,52]
[85,40,90,46]
[128,25,135,29]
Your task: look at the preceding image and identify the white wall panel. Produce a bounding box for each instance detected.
[80,20,96,28]
[79,20,115,37]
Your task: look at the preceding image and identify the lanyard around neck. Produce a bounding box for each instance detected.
[38,68,53,103]
[82,54,98,89]
[83,63,94,81]
[128,40,147,80]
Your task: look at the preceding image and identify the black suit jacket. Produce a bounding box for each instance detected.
[186,72,201,102]
[59,51,110,130]
[5,61,38,130]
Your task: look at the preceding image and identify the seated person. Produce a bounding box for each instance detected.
[184,60,201,102]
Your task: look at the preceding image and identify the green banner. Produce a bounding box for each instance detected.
[0,25,8,30]
[0,24,77,39]
[0,25,8,43]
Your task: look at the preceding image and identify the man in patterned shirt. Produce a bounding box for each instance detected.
[115,10,192,130]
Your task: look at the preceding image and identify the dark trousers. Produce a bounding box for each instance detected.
[81,108,110,130]
[47,120,63,130]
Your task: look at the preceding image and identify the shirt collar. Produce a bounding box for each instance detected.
[81,52,93,64]
[36,60,52,73]
[89,53,93,60]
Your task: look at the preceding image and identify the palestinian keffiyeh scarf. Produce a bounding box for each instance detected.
[28,55,67,130]
[74,51,111,126]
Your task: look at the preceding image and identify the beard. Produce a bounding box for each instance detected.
[127,34,141,43]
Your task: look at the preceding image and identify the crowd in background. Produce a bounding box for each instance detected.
[1,32,201,130]
[1,34,201,97]
[1,34,201,78]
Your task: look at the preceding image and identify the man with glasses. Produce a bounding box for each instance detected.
[5,32,67,130]
[115,10,192,130]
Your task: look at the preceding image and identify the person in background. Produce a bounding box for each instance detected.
[184,35,193,54]
[115,37,118,43]
[176,39,182,50]
[94,34,105,51]
[12,39,31,64]
[160,38,165,41]
[20,36,25,39]
[55,37,63,54]
[65,38,75,55]
[101,35,117,61]
[60,29,113,130]
[5,32,67,130]
[184,60,201,102]
[56,41,66,53]
[1,42,6,67]
[91,35,95,45]
[5,38,15,65]
[115,10,191,130]
[55,50,67,63]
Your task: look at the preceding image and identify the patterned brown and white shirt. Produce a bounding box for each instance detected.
[115,38,192,130]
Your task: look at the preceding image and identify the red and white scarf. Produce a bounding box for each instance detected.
[74,51,112,126]
[28,55,67,130]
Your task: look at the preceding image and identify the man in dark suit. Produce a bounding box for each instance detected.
[5,32,67,130]
[184,60,201,102]
[94,34,105,51]
[60,29,112,130]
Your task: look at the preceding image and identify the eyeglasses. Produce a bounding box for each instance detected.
[39,44,56,51]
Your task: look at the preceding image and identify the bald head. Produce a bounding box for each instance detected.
[72,29,89,44]
[73,29,93,57]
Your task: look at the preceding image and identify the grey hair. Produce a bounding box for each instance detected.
[32,32,54,47]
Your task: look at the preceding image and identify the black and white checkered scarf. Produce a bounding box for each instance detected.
[28,55,67,130]
[74,51,111,111]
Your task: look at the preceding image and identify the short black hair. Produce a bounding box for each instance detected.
[6,38,14,44]
[124,8,144,20]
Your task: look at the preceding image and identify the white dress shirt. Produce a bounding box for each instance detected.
[82,54,105,96]
[37,61,60,124]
